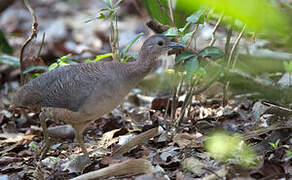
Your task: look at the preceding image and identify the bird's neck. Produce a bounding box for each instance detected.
[124,52,157,84]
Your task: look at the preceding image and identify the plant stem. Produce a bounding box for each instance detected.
[209,13,224,47]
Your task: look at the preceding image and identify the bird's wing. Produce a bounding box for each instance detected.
[17,62,112,112]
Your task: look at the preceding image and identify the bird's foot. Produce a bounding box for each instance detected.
[39,138,52,160]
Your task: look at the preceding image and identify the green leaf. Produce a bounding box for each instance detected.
[199,46,224,59]
[283,61,292,73]
[0,30,13,55]
[177,0,292,39]
[141,0,170,25]
[58,54,72,62]
[186,9,205,24]
[48,62,59,71]
[0,54,19,67]
[23,66,48,74]
[181,32,193,45]
[184,56,199,80]
[85,53,113,63]
[206,8,213,23]
[175,52,195,63]
[115,0,123,6]
[163,27,179,37]
[104,0,113,8]
[120,33,144,59]
[179,22,191,34]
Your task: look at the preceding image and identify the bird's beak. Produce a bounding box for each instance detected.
[168,42,186,49]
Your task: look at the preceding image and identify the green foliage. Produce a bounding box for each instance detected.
[186,9,205,24]
[85,53,113,63]
[23,66,48,74]
[199,46,224,59]
[286,150,292,157]
[0,30,13,55]
[85,0,123,22]
[31,143,39,150]
[0,54,19,67]
[184,56,199,80]
[141,0,171,25]
[205,131,257,168]
[283,61,292,74]
[176,0,291,39]
[269,139,280,150]
[120,32,144,62]
[48,54,77,71]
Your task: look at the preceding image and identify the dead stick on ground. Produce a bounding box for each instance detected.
[71,159,153,180]
[19,0,38,85]
[112,127,163,157]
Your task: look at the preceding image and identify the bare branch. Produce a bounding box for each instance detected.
[167,0,175,25]
[227,24,246,67]
[19,0,38,85]
[209,13,224,47]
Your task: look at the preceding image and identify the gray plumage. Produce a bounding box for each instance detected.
[12,35,185,155]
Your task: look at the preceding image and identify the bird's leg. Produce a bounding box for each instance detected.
[39,112,51,159]
[73,129,89,159]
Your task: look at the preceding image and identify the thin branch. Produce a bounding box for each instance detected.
[156,0,175,26]
[167,0,175,25]
[209,13,224,47]
[37,32,45,58]
[186,25,199,48]
[227,24,246,67]
[19,0,38,85]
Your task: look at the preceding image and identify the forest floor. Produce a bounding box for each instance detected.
[0,1,291,179]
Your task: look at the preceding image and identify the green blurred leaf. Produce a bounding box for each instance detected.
[23,66,48,74]
[184,56,199,80]
[186,9,205,24]
[121,33,144,59]
[48,63,58,71]
[175,52,194,63]
[58,54,72,62]
[0,30,13,55]
[163,27,179,37]
[181,32,193,45]
[85,53,113,63]
[283,61,292,73]
[199,46,224,59]
[48,54,77,71]
[104,0,113,8]
[177,0,291,38]
[0,54,19,67]
[115,0,123,6]
[178,22,191,34]
[141,0,170,25]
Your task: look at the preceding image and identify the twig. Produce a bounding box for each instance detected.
[37,32,45,58]
[209,13,224,47]
[227,24,246,67]
[167,0,175,25]
[186,25,199,48]
[146,19,170,33]
[19,0,38,85]
[222,26,233,106]
[156,0,175,26]
[223,24,246,106]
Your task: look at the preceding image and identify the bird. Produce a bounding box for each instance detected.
[11,34,186,158]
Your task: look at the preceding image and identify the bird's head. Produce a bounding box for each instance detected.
[139,34,186,61]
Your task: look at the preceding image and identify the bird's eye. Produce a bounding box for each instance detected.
[157,41,163,46]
